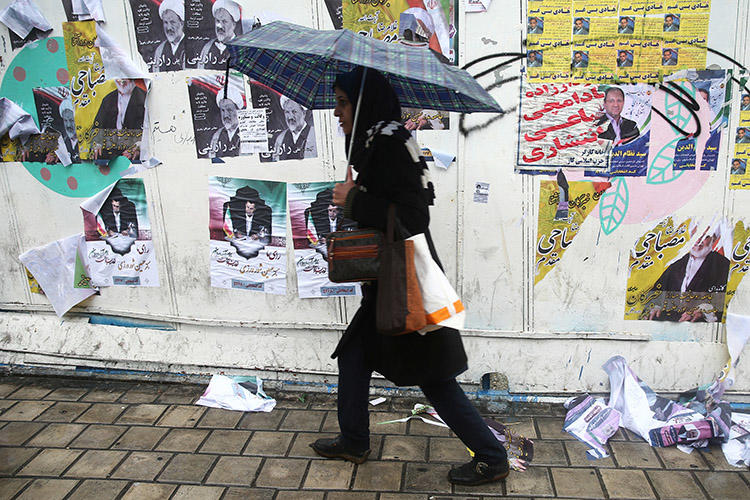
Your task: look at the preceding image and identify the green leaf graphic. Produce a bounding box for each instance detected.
[647,136,684,184]
[599,177,629,235]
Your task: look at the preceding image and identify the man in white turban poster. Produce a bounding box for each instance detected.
[198,0,243,70]
[209,86,244,159]
[152,0,185,72]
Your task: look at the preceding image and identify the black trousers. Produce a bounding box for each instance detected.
[336,324,508,465]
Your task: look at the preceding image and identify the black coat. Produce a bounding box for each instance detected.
[334,131,468,387]
[93,87,146,130]
[597,115,640,144]
[229,204,272,239]
[100,200,138,236]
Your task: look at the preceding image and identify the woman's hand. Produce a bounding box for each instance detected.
[333,165,355,206]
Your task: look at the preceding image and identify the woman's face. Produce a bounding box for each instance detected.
[333,86,353,135]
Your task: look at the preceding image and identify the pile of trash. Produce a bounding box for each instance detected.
[563,313,750,467]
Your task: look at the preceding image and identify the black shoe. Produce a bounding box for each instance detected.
[448,459,510,486]
[310,435,371,464]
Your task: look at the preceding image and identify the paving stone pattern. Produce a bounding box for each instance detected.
[0,375,749,498]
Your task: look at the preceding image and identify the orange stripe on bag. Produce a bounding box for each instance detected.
[425,301,465,325]
[453,300,464,313]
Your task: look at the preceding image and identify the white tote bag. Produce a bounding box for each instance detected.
[408,233,465,334]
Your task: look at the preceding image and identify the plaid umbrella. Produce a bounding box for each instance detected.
[227,21,501,114]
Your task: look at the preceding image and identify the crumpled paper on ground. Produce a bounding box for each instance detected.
[195,374,276,412]
[0,97,40,143]
[19,233,97,316]
[563,394,621,459]
[0,0,52,39]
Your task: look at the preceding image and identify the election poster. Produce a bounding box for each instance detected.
[517,81,652,173]
[625,216,732,323]
[343,0,456,62]
[288,182,361,298]
[81,179,160,287]
[525,0,711,83]
[535,177,610,284]
[187,73,247,159]
[725,220,750,317]
[730,85,750,189]
[209,177,287,294]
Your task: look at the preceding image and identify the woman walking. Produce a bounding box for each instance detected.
[310,67,509,486]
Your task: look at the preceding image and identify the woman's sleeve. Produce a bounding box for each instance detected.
[343,135,429,236]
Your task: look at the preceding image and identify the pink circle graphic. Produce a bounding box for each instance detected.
[12,67,26,82]
[56,68,69,85]
[40,167,51,181]
[67,176,78,190]
[46,39,59,53]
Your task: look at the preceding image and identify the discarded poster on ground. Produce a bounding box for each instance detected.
[81,179,160,287]
[196,374,276,412]
[563,394,621,459]
[209,176,287,294]
[287,182,360,298]
[482,417,533,471]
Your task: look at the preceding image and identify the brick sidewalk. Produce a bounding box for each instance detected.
[0,375,748,499]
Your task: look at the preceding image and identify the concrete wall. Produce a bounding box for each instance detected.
[1,0,749,396]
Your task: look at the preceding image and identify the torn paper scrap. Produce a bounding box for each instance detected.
[432,149,456,169]
[195,374,276,412]
[604,355,708,446]
[72,0,105,22]
[474,418,534,471]
[0,98,40,143]
[0,0,52,39]
[369,397,386,406]
[563,394,620,459]
[466,0,492,13]
[376,403,448,427]
[473,182,489,203]
[722,412,750,467]
[19,234,97,317]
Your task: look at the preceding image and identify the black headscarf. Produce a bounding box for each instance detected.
[334,67,401,166]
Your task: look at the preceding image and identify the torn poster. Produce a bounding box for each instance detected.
[725,220,750,317]
[247,79,318,162]
[72,0,105,22]
[0,97,40,142]
[288,182,360,298]
[535,178,610,285]
[19,233,97,316]
[563,394,621,459]
[196,374,276,413]
[343,0,457,63]
[32,86,80,165]
[723,411,750,467]
[517,81,652,174]
[402,108,449,130]
[81,179,160,287]
[525,0,711,83]
[730,81,750,189]
[604,355,714,447]
[473,182,489,203]
[466,0,491,13]
[0,0,52,40]
[323,0,342,29]
[188,73,251,159]
[209,176,287,294]
[625,217,732,323]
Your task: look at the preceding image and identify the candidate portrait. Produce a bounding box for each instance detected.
[209,86,244,159]
[618,17,634,34]
[736,127,750,144]
[663,13,680,32]
[273,96,317,161]
[731,158,746,175]
[571,51,588,69]
[741,94,750,111]
[645,226,730,322]
[572,17,589,36]
[152,0,185,72]
[224,186,272,241]
[526,50,542,67]
[617,50,633,68]
[596,86,640,145]
[527,17,543,34]
[661,48,677,66]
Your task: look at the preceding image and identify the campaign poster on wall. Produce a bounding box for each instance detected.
[730,84,750,189]
[81,179,160,287]
[525,0,711,83]
[288,182,361,298]
[187,73,247,159]
[535,177,610,284]
[625,217,732,323]
[518,81,652,174]
[209,176,287,294]
[32,86,81,165]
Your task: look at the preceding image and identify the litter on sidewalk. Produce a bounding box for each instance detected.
[195,374,276,412]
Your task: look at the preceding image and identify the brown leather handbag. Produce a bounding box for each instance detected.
[327,229,383,282]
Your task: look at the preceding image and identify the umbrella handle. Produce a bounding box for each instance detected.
[224,58,230,99]
[345,67,368,170]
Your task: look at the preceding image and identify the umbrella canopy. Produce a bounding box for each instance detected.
[227,21,501,114]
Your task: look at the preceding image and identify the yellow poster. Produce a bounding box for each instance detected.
[625,217,692,320]
[725,221,750,316]
[63,21,105,160]
[535,179,610,284]
[342,0,456,62]
[525,0,711,83]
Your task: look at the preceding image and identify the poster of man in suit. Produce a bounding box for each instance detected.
[626,217,732,323]
[89,79,147,161]
[209,177,287,294]
[81,179,159,287]
[288,182,360,298]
